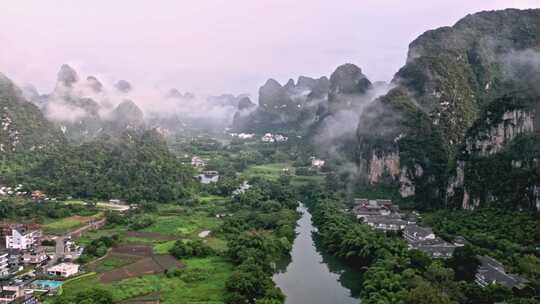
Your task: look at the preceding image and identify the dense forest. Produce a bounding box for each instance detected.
[18,130,196,203]
[302,182,538,304]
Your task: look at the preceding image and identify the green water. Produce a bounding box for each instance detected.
[273,204,362,304]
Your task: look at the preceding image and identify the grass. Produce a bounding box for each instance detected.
[142,212,222,238]
[76,226,127,246]
[56,256,233,304]
[153,241,177,255]
[43,213,104,235]
[242,162,291,180]
[198,194,227,203]
[242,162,325,186]
[89,255,138,273]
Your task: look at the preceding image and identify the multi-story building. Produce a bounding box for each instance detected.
[22,247,47,265]
[5,229,40,250]
[0,250,8,278]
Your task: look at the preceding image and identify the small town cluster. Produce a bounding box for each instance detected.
[351,199,529,291]
[0,220,103,304]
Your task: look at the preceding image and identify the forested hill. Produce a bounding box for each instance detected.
[22,129,195,203]
[0,71,196,202]
[356,8,540,210]
[0,73,66,155]
[0,73,66,180]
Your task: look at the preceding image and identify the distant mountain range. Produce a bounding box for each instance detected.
[232,8,540,211]
[2,8,540,210]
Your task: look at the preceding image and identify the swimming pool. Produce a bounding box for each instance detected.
[32,280,63,290]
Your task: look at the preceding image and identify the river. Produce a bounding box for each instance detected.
[273,204,362,304]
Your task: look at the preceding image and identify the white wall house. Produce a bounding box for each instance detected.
[5,229,40,250]
[47,262,80,278]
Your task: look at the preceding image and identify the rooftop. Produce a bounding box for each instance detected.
[404,224,434,236]
[48,262,79,273]
[476,256,528,289]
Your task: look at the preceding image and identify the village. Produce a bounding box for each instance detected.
[0,185,127,304]
[0,220,103,304]
[351,198,529,291]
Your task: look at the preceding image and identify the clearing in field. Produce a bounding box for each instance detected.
[43,213,104,235]
[60,256,232,303]
[98,245,184,283]
[242,162,291,180]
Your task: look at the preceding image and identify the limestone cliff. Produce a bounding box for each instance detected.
[355,9,540,210]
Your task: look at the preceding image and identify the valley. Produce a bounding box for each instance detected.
[1,5,540,304]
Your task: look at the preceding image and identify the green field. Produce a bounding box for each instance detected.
[87,255,138,273]
[43,213,104,235]
[54,199,233,303]
[242,162,325,186]
[55,256,233,304]
[242,163,291,180]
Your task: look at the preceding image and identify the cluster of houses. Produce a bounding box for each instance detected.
[229,133,256,140]
[352,198,528,291]
[0,224,84,303]
[0,185,26,197]
[0,184,51,203]
[261,133,288,143]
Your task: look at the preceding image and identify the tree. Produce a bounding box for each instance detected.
[405,281,453,304]
[225,261,279,304]
[170,240,214,259]
[447,245,479,281]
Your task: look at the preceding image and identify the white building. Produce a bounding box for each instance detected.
[311,157,325,169]
[261,133,288,143]
[197,171,219,184]
[47,262,80,278]
[5,229,40,250]
[261,133,274,142]
[238,133,255,139]
[0,251,8,277]
[191,156,206,168]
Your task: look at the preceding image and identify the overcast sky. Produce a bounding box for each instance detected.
[1,0,539,98]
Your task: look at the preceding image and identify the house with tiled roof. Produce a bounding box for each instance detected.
[475,256,528,290]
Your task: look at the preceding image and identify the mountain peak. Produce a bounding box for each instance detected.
[329,64,372,104]
[57,64,79,87]
[86,76,103,93]
[115,80,132,93]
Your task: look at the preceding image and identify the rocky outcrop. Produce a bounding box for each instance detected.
[57,64,79,88]
[86,76,103,93]
[465,109,534,156]
[259,79,296,112]
[110,100,144,129]
[355,9,540,210]
[328,64,371,108]
[237,97,255,110]
[368,151,400,184]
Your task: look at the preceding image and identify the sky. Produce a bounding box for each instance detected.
[1,0,539,99]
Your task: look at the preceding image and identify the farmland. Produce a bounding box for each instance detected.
[49,196,234,303]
